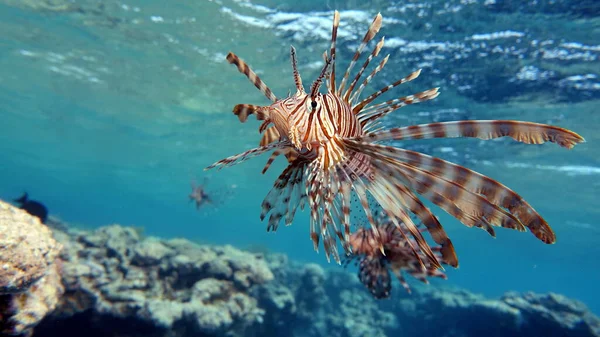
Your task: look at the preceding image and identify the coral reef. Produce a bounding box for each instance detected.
[262,256,600,337]
[0,200,63,336]
[386,287,600,337]
[0,217,595,337]
[37,225,273,337]
[0,201,61,293]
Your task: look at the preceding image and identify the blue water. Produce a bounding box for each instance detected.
[1,0,599,316]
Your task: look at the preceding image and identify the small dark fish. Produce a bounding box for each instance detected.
[14,192,48,224]
[189,179,212,209]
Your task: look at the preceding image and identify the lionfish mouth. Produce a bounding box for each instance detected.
[206,9,585,290]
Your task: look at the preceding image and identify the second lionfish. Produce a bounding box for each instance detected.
[345,213,448,298]
[207,11,584,269]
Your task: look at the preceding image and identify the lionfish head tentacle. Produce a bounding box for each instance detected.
[226,52,277,102]
[290,46,305,94]
[309,56,333,103]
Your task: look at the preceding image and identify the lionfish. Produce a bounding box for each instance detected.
[189,178,213,209]
[206,11,584,269]
[345,215,447,298]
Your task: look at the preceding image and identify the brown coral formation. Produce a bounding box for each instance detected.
[0,200,63,336]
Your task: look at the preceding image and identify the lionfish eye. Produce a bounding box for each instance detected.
[311,101,317,109]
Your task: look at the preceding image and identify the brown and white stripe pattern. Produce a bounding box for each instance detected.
[232,104,269,123]
[337,13,383,95]
[355,120,585,149]
[328,11,340,92]
[346,221,448,298]
[290,46,305,93]
[348,54,390,106]
[352,69,423,114]
[358,87,440,130]
[205,140,288,170]
[207,10,585,270]
[284,93,360,158]
[226,52,277,102]
[343,37,385,102]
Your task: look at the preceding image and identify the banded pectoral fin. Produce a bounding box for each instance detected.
[205,140,289,170]
[355,120,585,149]
[343,139,529,238]
[260,126,300,174]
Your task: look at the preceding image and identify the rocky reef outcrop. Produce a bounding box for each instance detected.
[0,200,63,336]
[262,255,600,337]
[0,205,598,337]
[37,225,273,337]
[385,287,600,337]
[32,222,600,337]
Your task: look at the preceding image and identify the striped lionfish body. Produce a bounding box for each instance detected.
[345,216,448,298]
[207,11,584,269]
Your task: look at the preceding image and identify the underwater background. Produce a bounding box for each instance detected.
[0,0,599,333]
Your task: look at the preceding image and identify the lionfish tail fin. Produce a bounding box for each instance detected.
[360,120,585,149]
[359,257,392,299]
[226,52,277,102]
